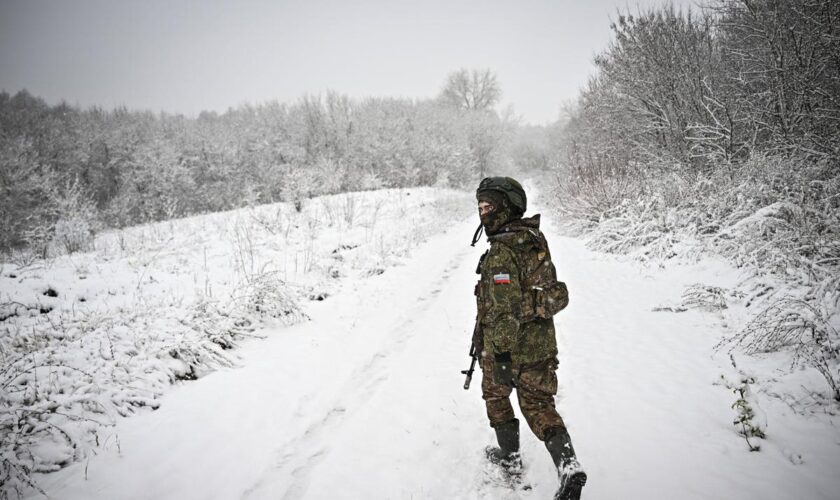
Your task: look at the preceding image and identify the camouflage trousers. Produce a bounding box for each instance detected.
[480,353,566,441]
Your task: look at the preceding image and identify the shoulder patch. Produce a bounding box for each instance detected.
[493,273,511,284]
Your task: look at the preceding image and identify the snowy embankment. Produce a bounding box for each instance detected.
[10,187,839,500]
[0,188,473,498]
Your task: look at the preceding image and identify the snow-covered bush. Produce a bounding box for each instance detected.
[0,120,59,256]
[0,297,264,496]
[583,197,679,261]
[51,216,94,254]
[48,178,100,255]
[682,284,729,311]
[723,299,839,402]
[230,272,306,324]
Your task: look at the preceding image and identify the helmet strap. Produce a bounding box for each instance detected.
[470,222,484,247]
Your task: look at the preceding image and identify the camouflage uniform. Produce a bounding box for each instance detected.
[475,215,566,441]
[473,177,586,499]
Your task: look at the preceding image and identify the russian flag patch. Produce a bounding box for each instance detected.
[493,273,511,284]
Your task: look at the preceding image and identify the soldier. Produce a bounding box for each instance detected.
[471,177,586,500]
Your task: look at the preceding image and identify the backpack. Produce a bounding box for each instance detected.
[518,230,569,321]
[490,219,569,322]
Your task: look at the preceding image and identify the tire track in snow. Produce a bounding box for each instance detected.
[242,245,474,499]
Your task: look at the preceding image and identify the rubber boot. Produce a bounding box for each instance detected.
[545,426,587,500]
[485,418,521,471]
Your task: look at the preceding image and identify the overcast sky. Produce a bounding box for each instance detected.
[0,0,697,125]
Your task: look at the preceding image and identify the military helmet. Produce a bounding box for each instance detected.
[476,177,527,215]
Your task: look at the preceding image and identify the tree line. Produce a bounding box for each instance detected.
[552,0,840,290]
[0,70,512,256]
[557,0,838,210]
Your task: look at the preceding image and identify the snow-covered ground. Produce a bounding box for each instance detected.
[7,188,840,499]
[1,188,472,497]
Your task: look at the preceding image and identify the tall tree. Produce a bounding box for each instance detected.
[440,68,502,111]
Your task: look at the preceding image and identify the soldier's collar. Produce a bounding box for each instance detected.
[491,214,541,236]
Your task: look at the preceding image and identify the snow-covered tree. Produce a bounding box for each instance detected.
[439,68,502,111]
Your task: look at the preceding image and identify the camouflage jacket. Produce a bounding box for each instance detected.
[475,215,558,365]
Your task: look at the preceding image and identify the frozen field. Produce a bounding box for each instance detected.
[3,188,838,499]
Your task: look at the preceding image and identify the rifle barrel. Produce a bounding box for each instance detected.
[461,354,478,390]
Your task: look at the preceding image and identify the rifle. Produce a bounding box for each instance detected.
[463,276,484,390]
[461,344,480,390]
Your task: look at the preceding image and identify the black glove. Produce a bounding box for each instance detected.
[493,352,514,387]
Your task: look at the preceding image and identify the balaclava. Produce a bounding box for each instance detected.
[477,189,516,236]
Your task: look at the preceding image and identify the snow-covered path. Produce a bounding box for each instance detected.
[29,214,839,499]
